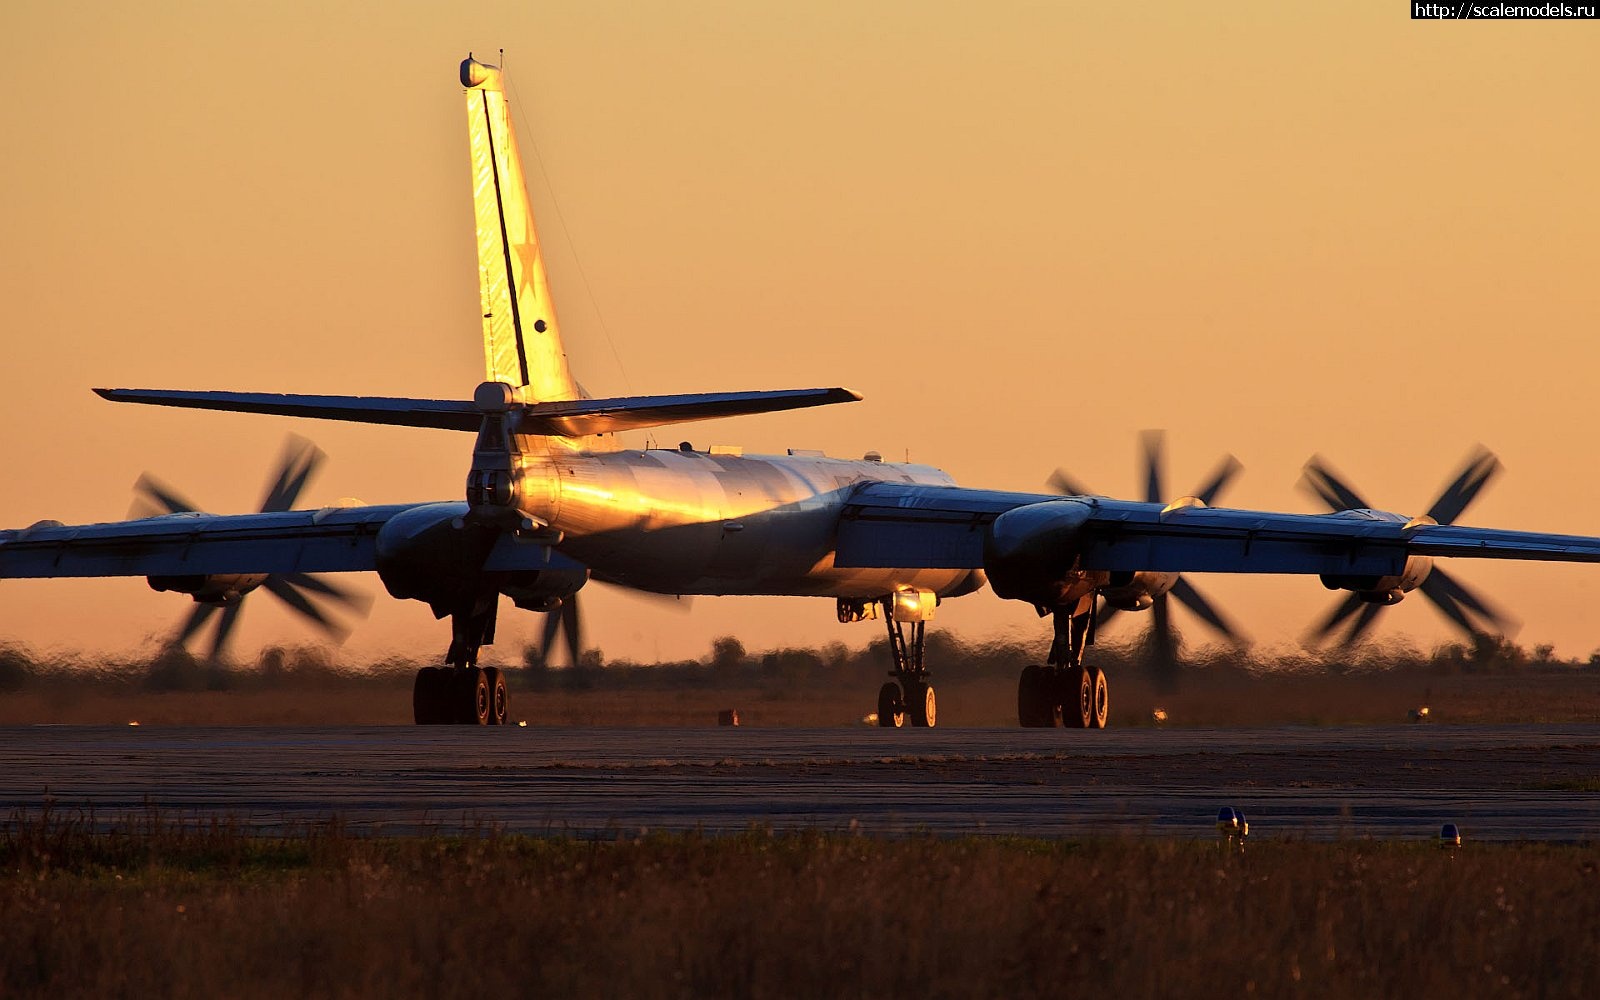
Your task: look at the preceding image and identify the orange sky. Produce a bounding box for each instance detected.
[2,2,1598,668]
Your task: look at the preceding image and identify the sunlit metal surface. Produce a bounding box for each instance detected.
[462,55,575,400]
[515,446,982,598]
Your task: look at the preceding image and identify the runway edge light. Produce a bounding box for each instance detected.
[1216,807,1249,851]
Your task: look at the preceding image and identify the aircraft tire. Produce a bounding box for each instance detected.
[1088,666,1109,729]
[485,667,509,725]
[1017,665,1055,727]
[458,666,491,725]
[1060,665,1093,729]
[413,667,447,725]
[876,682,906,728]
[909,683,937,728]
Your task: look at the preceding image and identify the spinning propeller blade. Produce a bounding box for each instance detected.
[1168,576,1242,643]
[1425,447,1501,527]
[130,475,201,519]
[210,602,247,657]
[1193,455,1243,508]
[1139,430,1166,505]
[1299,456,1372,513]
[138,437,370,660]
[1300,447,1517,645]
[1045,469,1092,498]
[175,601,218,645]
[538,597,583,668]
[258,436,324,514]
[1051,430,1247,662]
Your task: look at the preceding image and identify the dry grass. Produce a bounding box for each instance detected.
[2,807,1597,998]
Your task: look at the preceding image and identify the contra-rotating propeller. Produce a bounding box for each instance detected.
[1047,430,1247,663]
[132,436,372,659]
[1299,447,1519,646]
[537,596,583,669]
[531,583,690,669]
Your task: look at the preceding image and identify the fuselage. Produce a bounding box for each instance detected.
[512,443,986,600]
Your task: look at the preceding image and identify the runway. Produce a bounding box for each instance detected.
[3,724,1598,841]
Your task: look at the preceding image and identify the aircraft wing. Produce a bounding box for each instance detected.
[0,504,582,579]
[834,482,1600,575]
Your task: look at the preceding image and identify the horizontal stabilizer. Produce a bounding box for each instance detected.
[521,387,862,436]
[95,386,862,436]
[95,388,483,430]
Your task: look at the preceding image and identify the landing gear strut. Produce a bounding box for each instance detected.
[875,595,936,728]
[413,594,511,725]
[1018,596,1110,729]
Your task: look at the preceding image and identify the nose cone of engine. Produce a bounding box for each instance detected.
[982,500,1093,606]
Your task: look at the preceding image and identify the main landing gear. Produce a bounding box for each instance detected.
[412,594,511,725]
[869,596,937,728]
[1018,598,1110,729]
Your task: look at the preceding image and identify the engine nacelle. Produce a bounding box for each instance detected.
[501,572,589,612]
[1320,554,1433,606]
[147,573,267,604]
[1100,570,1179,612]
[374,502,586,617]
[983,500,1096,608]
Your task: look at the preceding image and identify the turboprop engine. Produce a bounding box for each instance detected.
[982,500,1097,609]
[147,573,268,604]
[1099,570,1180,612]
[1319,554,1434,607]
[373,502,588,618]
[1300,450,1517,644]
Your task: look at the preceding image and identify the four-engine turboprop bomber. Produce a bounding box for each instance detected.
[7,56,1600,727]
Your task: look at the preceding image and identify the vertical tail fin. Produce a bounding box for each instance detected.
[461,55,579,403]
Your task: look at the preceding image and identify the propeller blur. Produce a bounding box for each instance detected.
[137,436,372,660]
[1299,448,1519,646]
[1049,430,1247,670]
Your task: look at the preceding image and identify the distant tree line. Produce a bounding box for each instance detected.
[2,629,1598,695]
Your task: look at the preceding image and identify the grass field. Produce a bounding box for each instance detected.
[2,807,1597,998]
[4,639,1598,996]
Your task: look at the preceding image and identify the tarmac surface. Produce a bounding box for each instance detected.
[3,724,1598,841]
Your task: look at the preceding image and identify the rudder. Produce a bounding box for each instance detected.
[461,55,579,403]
